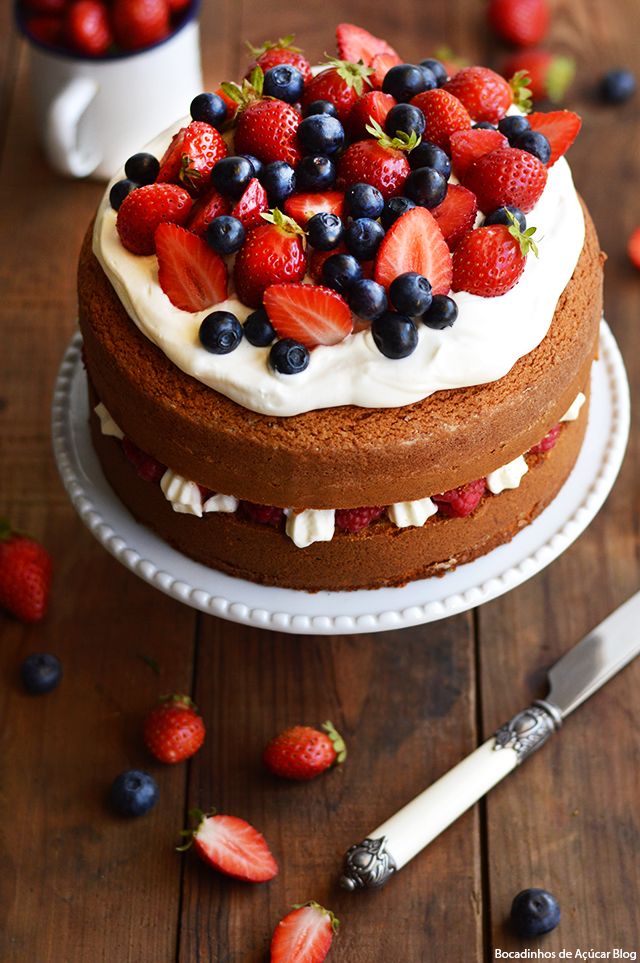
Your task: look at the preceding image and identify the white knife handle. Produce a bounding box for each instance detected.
[340,700,562,891]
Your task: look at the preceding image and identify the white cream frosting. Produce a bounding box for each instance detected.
[93,120,585,418]
[203,492,239,513]
[388,496,438,528]
[486,455,529,495]
[160,470,203,516]
[561,390,586,422]
[94,403,124,439]
[285,508,336,548]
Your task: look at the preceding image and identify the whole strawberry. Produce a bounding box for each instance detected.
[488,0,550,48]
[0,521,52,623]
[156,121,227,195]
[112,0,170,51]
[245,35,313,83]
[226,67,302,167]
[463,147,548,214]
[452,215,539,297]
[444,65,517,124]
[338,119,415,199]
[234,209,307,308]
[143,694,205,764]
[264,721,346,781]
[116,182,193,255]
[346,89,396,141]
[302,59,373,123]
[66,0,113,56]
[410,88,471,151]
[270,902,339,962]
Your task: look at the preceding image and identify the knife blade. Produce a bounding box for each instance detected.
[340,590,640,891]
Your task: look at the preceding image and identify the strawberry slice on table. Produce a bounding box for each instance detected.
[369,51,403,89]
[234,209,307,308]
[178,809,278,882]
[336,22,400,65]
[284,191,345,225]
[270,902,339,963]
[527,110,582,167]
[116,183,193,255]
[374,206,453,295]
[156,120,227,195]
[231,177,269,229]
[302,59,373,123]
[452,217,539,296]
[338,120,415,199]
[464,147,548,213]
[186,185,230,237]
[410,88,471,151]
[431,184,479,250]
[245,35,313,83]
[450,127,508,181]
[155,223,227,311]
[263,283,353,348]
[0,520,52,623]
[346,89,396,140]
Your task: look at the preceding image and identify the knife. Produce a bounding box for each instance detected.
[340,590,640,891]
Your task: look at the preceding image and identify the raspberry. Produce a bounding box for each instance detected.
[122,437,166,483]
[433,478,486,518]
[240,501,285,528]
[529,423,561,454]
[335,506,385,533]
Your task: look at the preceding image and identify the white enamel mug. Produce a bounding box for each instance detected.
[16,2,203,181]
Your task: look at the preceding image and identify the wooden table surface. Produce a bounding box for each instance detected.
[1,1,639,960]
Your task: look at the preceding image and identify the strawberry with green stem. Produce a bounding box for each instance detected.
[178,808,278,882]
[452,211,539,297]
[338,119,418,199]
[245,34,313,83]
[0,520,52,623]
[227,66,303,167]
[156,121,228,195]
[263,721,347,780]
[234,209,307,308]
[302,58,374,123]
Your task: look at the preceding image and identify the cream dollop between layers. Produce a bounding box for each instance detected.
[93,120,586,418]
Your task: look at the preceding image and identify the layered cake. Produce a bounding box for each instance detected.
[78,24,603,591]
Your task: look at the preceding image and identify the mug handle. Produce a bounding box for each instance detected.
[45,76,101,178]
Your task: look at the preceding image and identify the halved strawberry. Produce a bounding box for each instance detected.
[155,223,227,312]
[270,902,339,963]
[346,89,396,140]
[263,283,353,347]
[179,810,278,883]
[336,23,400,65]
[374,206,453,295]
[284,191,345,225]
[450,127,508,181]
[156,121,228,195]
[432,185,479,250]
[527,110,582,167]
[369,51,403,89]
[186,185,230,237]
[231,177,269,230]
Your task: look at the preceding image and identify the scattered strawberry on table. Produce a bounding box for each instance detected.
[270,902,339,962]
[178,808,279,882]
[264,722,346,780]
[143,693,206,763]
[0,519,52,623]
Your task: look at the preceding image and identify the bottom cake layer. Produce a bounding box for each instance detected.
[89,391,589,592]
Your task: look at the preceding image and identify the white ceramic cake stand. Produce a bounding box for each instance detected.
[52,320,629,635]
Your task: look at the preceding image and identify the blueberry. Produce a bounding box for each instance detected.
[263,64,304,104]
[497,114,531,141]
[345,218,385,260]
[296,155,336,191]
[600,68,636,104]
[190,91,227,128]
[110,770,159,817]
[512,129,551,164]
[419,57,448,86]
[244,308,276,346]
[260,161,296,204]
[307,212,344,251]
[385,103,426,140]
[473,121,496,130]
[347,278,388,320]
[381,196,416,229]
[109,178,137,211]
[383,63,434,102]
[403,167,448,208]
[510,889,561,938]
[371,311,419,358]
[269,339,310,374]
[241,153,263,178]
[303,99,339,118]
[389,271,432,316]
[344,182,384,220]
[211,155,255,199]
[124,152,159,185]
[205,215,246,255]
[408,141,451,178]
[322,252,363,293]
[421,294,458,329]
[297,114,345,156]
[20,653,62,694]
[484,205,527,231]
[199,311,243,354]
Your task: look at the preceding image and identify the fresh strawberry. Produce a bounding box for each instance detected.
[239,502,286,527]
[0,521,52,623]
[65,0,112,55]
[116,183,193,255]
[502,51,575,103]
[527,110,582,167]
[628,227,640,270]
[231,177,269,230]
[26,15,65,45]
[270,902,339,963]
[215,85,239,120]
[264,722,346,780]
[450,127,508,180]
[245,35,313,83]
[234,210,307,308]
[143,694,205,763]
[24,0,66,13]
[122,437,166,482]
[235,99,302,167]
[335,506,385,533]
[433,478,486,517]
[452,218,539,296]
[529,423,560,454]
[346,89,396,140]
[410,88,471,151]
[112,0,170,51]
[284,191,345,225]
[156,121,227,195]
[369,51,403,89]
[155,223,227,312]
[444,65,516,123]
[431,185,479,250]
[488,0,550,48]
[263,284,352,348]
[308,243,347,282]
[338,119,415,199]
[186,185,231,237]
[302,59,373,123]
[336,23,399,65]
[374,206,452,295]
[464,147,548,213]
[179,810,278,882]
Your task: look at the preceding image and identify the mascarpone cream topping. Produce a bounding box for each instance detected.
[93,121,585,418]
[388,496,438,528]
[486,455,529,495]
[561,391,586,422]
[94,402,124,439]
[285,508,336,548]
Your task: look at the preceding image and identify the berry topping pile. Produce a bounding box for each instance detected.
[110,23,583,376]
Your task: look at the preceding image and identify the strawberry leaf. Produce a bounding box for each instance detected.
[509,70,533,113]
[321,720,347,763]
[261,208,307,237]
[546,56,576,102]
[366,117,420,152]
[321,56,374,96]
[506,211,539,257]
[246,34,301,57]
